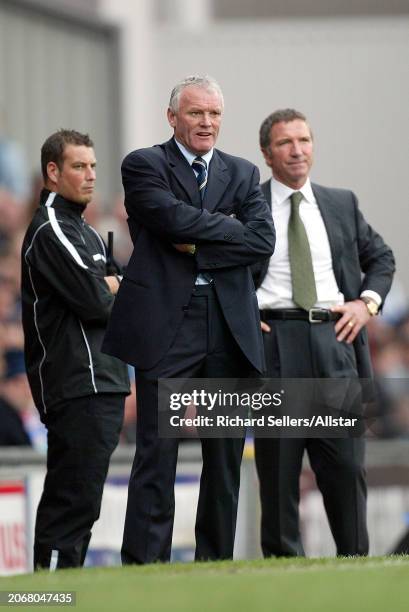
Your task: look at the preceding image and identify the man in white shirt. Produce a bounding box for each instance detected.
[253,108,395,557]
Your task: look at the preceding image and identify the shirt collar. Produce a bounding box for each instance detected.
[270,176,315,206]
[174,139,214,167]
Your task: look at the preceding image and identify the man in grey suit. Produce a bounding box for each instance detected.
[103,76,275,564]
[253,108,395,557]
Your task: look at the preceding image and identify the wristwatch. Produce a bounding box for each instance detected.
[360,296,379,316]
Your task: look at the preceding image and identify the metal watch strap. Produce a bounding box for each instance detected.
[360,296,379,316]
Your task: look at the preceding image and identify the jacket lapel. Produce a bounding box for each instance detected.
[165,139,202,208]
[202,150,230,213]
[312,183,344,285]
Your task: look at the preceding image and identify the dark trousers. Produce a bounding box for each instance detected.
[121,285,252,564]
[34,393,124,570]
[254,319,369,557]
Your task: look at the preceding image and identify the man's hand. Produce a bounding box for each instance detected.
[260,321,271,333]
[331,299,371,344]
[104,275,120,295]
[173,243,196,255]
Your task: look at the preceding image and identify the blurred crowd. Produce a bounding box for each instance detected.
[366,297,409,437]
[0,136,408,450]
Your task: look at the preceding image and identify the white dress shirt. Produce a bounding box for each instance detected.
[257,177,381,310]
[175,139,214,170]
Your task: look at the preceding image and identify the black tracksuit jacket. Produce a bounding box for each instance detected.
[21,189,129,415]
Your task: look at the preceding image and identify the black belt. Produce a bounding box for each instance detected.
[260,308,341,324]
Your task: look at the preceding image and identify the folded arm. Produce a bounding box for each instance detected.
[25,225,114,323]
[122,151,275,268]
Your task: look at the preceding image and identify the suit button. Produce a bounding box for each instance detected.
[182,305,188,311]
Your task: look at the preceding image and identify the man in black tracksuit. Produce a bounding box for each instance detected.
[21,129,129,570]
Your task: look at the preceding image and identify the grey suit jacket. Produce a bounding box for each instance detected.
[253,179,395,378]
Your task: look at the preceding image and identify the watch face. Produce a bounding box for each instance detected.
[368,302,378,315]
[363,298,378,315]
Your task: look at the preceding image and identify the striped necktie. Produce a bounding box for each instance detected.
[191,156,211,283]
[288,191,317,311]
[192,157,207,199]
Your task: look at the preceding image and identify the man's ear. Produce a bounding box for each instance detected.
[46,161,59,185]
[261,147,273,169]
[167,107,176,129]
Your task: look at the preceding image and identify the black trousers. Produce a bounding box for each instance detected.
[121,285,252,564]
[254,319,369,557]
[34,393,124,570]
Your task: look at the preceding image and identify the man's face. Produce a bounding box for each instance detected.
[167,85,223,155]
[262,119,313,189]
[47,144,96,205]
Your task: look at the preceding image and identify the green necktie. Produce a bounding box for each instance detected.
[288,191,317,311]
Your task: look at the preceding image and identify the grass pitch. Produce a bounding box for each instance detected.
[1,556,408,612]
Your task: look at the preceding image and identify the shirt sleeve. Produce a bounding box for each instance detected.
[360,290,382,306]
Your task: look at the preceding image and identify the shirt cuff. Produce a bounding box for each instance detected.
[360,290,382,307]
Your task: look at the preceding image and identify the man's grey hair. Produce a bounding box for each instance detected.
[259,108,309,151]
[169,75,224,112]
